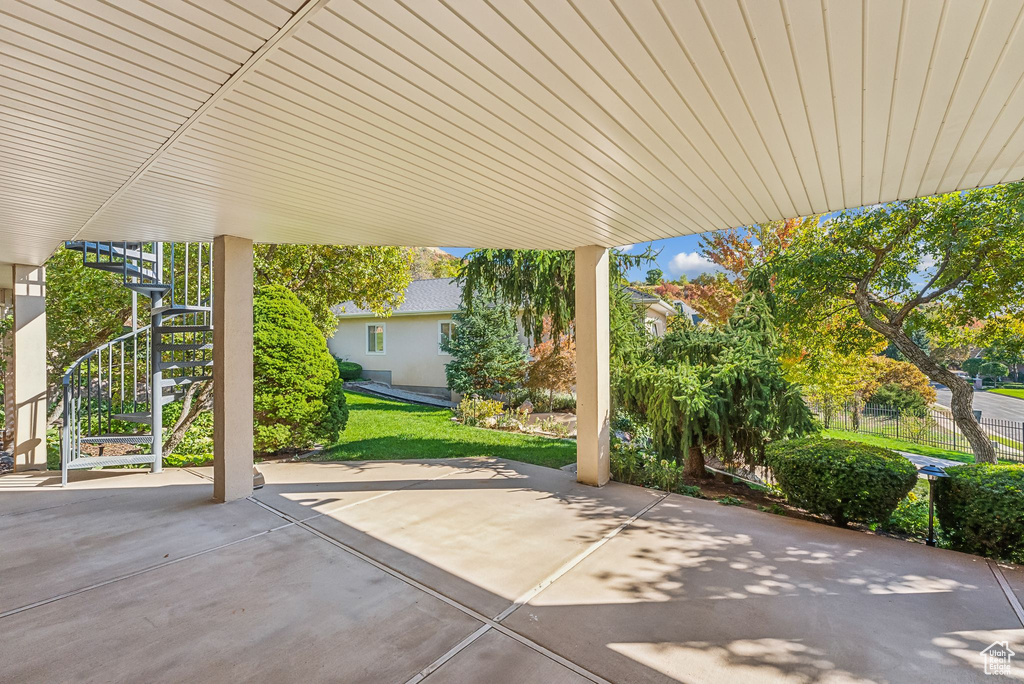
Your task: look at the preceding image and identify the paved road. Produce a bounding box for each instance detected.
[934,386,1024,422]
[934,385,1023,444]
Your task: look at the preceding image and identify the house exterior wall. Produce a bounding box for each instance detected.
[329,301,670,399]
[329,313,453,397]
[645,308,669,336]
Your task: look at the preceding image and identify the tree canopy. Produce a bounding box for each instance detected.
[617,293,816,479]
[457,248,652,345]
[765,182,1024,463]
[254,244,412,336]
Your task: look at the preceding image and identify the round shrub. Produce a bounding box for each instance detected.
[765,437,918,526]
[868,383,929,415]
[336,360,363,381]
[935,464,1024,563]
[254,285,348,453]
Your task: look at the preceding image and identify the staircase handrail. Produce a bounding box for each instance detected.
[60,324,152,388]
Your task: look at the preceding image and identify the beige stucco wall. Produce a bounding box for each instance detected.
[645,308,669,336]
[329,313,454,391]
[328,302,670,395]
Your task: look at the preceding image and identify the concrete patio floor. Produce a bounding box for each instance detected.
[2,459,1021,683]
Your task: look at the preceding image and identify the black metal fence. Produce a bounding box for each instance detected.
[810,401,1024,464]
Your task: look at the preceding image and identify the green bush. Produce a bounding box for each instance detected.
[766,437,918,527]
[868,383,929,416]
[455,396,504,427]
[880,481,931,537]
[935,464,1024,563]
[336,360,363,381]
[610,439,704,497]
[507,387,576,412]
[254,285,348,453]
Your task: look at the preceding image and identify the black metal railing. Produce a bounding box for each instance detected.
[810,401,1024,463]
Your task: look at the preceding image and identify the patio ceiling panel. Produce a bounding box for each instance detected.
[3,0,1024,261]
[0,0,305,264]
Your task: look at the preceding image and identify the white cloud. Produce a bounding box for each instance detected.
[667,251,721,278]
[616,244,636,252]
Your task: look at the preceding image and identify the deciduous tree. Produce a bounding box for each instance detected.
[766,182,1024,463]
[525,326,576,411]
[254,244,412,336]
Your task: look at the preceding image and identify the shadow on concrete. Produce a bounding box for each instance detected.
[1,459,1020,683]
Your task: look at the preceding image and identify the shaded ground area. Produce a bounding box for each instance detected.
[2,460,1021,683]
[320,392,575,469]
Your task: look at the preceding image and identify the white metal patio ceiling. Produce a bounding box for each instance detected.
[3,0,1024,265]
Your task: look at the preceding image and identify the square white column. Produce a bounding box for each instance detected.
[574,246,610,487]
[213,236,254,502]
[11,265,48,471]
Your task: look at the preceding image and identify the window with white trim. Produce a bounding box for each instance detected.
[366,323,385,354]
[438,320,455,354]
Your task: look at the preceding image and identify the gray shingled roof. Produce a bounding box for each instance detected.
[334,278,677,317]
[333,278,463,317]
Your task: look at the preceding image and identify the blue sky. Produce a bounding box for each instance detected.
[441,233,724,282]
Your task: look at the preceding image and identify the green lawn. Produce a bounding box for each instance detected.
[319,391,577,469]
[989,388,1024,400]
[823,428,1024,466]
[822,428,975,464]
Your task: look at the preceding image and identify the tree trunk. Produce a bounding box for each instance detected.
[684,444,709,480]
[162,381,213,455]
[852,291,995,464]
[46,399,63,428]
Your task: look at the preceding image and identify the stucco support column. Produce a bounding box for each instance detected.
[213,236,254,502]
[11,265,48,471]
[574,246,610,487]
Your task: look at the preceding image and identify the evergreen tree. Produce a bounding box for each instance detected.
[618,293,816,479]
[253,285,347,453]
[441,302,527,398]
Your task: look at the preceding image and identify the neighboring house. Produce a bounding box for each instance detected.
[626,287,685,336]
[329,278,680,399]
[669,299,704,326]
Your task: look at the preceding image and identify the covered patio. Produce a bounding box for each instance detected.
[3,1,1024,681]
[3,459,1021,683]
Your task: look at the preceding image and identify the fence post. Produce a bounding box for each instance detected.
[895,410,899,441]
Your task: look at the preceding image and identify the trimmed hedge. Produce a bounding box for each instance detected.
[766,437,918,527]
[935,464,1024,563]
[254,286,348,453]
[336,360,363,381]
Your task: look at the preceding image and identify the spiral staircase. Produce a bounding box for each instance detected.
[59,241,214,485]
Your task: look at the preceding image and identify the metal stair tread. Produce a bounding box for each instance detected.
[158,360,213,370]
[83,261,159,280]
[152,305,211,316]
[65,241,156,263]
[81,434,153,445]
[155,325,213,334]
[111,412,152,423]
[155,342,213,352]
[66,453,157,469]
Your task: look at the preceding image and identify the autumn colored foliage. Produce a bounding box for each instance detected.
[526,326,576,411]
